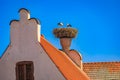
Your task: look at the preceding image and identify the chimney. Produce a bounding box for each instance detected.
[53,23,83,69]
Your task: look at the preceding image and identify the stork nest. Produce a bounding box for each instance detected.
[53,28,78,38]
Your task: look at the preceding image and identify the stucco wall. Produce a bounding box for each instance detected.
[0,8,65,80]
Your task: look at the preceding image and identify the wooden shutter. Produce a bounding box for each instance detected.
[16,61,34,80]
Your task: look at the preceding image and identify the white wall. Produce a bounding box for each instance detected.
[0,9,65,80]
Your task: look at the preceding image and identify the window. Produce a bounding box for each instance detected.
[16,61,34,80]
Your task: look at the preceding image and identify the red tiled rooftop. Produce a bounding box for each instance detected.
[83,62,120,73]
[83,62,120,80]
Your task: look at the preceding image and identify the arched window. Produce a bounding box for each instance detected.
[16,61,34,80]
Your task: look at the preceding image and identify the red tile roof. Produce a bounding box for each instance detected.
[83,62,120,80]
[40,36,90,80]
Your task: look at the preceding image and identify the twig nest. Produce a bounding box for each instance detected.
[53,28,78,38]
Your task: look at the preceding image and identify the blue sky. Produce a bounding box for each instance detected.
[0,0,120,62]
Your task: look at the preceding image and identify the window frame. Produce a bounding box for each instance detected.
[16,61,34,80]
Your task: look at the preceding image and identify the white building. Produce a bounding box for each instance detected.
[0,8,89,80]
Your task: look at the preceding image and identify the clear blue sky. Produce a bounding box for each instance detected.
[0,0,120,62]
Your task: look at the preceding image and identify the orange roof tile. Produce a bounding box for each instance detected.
[83,62,120,73]
[40,36,90,80]
[83,62,120,80]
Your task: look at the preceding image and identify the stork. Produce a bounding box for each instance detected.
[58,22,63,27]
[67,24,72,27]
